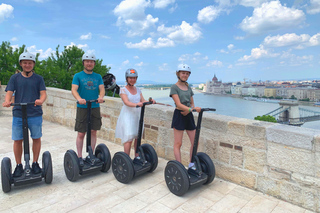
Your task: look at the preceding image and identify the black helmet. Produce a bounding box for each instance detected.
[103,73,117,90]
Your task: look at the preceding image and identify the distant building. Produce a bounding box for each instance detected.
[205,74,231,94]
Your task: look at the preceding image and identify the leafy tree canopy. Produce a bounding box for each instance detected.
[0,41,111,91]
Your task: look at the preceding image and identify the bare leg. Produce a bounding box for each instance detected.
[124,141,133,156]
[13,140,23,164]
[32,138,41,162]
[173,128,184,162]
[186,130,196,162]
[76,132,86,157]
[91,130,97,151]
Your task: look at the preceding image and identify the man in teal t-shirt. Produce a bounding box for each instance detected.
[71,53,105,166]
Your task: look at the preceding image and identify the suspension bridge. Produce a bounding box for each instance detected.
[264,100,320,126]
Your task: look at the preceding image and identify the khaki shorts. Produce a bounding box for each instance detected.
[75,107,102,133]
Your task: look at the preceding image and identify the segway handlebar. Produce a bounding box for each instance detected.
[10,102,36,106]
[192,108,216,112]
[136,101,153,108]
[77,100,105,104]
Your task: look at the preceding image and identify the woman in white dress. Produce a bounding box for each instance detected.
[115,68,155,157]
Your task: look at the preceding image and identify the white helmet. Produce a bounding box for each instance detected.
[19,52,36,62]
[176,64,191,74]
[125,68,138,78]
[82,52,96,62]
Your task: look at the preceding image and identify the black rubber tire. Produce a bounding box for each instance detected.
[112,152,134,184]
[95,143,111,172]
[164,160,189,196]
[141,144,158,173]
[42,151,53,184]
[1,157,12,193]
[197,152,215,185]
[64,150,80,182]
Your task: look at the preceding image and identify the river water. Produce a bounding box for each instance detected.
[140,88,320,130]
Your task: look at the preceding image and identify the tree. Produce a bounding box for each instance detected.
[0,41,27,85]
[38,45,111,90]
[254,115,277,123]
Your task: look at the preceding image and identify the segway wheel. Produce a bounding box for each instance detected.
[42,151,53,184]
[95,143,111,172]
[141,144,158,172]
[112,152,134,184]
[164,161,189,196]
[1,157,12,193]
[197,152,215,185]
[64,150,80,182]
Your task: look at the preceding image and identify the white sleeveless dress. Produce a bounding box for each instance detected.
[115,87,142,144]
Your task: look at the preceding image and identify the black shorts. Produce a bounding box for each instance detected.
[75,107,102,133]
[171,109,196,131]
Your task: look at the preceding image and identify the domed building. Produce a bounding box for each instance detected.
[204,74,231,94]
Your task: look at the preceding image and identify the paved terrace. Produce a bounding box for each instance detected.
[0,116,314,213]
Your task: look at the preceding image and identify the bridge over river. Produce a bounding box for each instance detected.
[265,100,320,126]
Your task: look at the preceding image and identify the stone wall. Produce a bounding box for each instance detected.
[1,86,319,212]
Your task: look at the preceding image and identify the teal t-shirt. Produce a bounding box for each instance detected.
[170,84,194,107]
[72,71,103,108]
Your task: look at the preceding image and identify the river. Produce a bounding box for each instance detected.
[140,88,320,130]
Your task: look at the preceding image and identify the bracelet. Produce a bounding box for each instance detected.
[189,108,191,112]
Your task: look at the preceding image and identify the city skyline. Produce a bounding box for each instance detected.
[0,0,319,84]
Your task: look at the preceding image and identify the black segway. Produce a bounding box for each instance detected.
[63,100,111,182]
[164,108,216,196]
[1,102,53,193]
[112,100,158,183]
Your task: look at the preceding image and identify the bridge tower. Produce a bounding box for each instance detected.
[278,100,303,126]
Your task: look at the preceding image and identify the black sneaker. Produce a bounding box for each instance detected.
[13,164,24,177]
[32,162,42,174]
[79,157,84,167]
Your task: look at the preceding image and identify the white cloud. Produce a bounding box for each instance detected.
[197,5,222,24]
[0,3,14,23]
[114,0,158,37]
[239,1,305,34]
[307,0,320,14]
[100,35,110,39]
[166,21,202,44]
[237,0,268,7]
[125,37,175,49]
[281,51,314,66]
[235,36,245,40]
[10,37,18,42]
[206,60,223,67]
[159,63,168,71]
[238,45,279,61]
[228,44,234,50]
[11,44,19,50]
[178,52,209,64]
[122,59,130,65]
[133,56,139,59]
[26,45,55,59]
[263,33,320,48]
[135,62,144,66]
[80,32,92,40]
[66,42,89,50]
[153,0,175,9]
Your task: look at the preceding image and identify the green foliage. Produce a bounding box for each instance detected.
[106,90,120,98]
[0,41,26,85]
[0,41,111,91]
[254,115,277,123]
[290,95,297,99]
[299,98,310,102]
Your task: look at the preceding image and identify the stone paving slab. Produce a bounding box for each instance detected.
[0,116,314,213]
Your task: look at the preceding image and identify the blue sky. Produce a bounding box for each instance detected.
[1,0,319,84]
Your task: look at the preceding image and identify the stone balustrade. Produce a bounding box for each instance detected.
[1,86,319,212]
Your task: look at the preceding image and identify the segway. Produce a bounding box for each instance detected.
[1,102,53,193]
[63,100,111,182]
[112,100,158,183]
[164,108,216,196]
